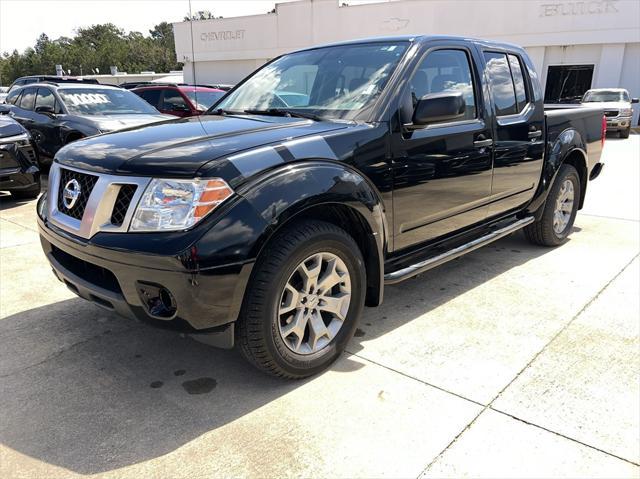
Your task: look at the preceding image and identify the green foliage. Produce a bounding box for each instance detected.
[0,22,183,85]
[183,10,219,21]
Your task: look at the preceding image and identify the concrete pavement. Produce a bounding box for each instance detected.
[0,135,638,478]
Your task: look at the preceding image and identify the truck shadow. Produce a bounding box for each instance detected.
[0,230,558,474]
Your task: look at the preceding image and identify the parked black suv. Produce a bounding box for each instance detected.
[0,116,40,199]
[37,36,605,378]
[6,75,98,93]
[2,83,169,167]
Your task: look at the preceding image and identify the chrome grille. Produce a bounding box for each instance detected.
[604,110,618,118]
[110,184,138,226]
[47,163,150,239]
[57,168,99,220]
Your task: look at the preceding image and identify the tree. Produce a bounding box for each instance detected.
[183,10,218,21]
[0,21,183,84]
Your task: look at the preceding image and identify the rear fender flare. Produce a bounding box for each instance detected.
[527,128,588,218]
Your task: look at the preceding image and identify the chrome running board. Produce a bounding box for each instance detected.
[384,216,535,284]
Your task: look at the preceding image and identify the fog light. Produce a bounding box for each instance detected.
[136,282,177,319]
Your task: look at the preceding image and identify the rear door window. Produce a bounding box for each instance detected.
[484,52,517,116]
[508,54,528,112]
[17,87,37,110]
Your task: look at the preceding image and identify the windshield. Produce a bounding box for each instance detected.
[184,90,225,110]
[58,88,159,115]
[214,42,409,120]
[582,90,629,103]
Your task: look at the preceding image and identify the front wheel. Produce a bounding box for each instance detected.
[620,128,630,139]
[525,164,580,247]
[236,220,366,379]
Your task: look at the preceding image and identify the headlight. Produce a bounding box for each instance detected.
[130,178,233,231]
[0,132,30,145]
[620,108,632,116]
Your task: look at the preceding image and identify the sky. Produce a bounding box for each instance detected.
[0,0,285,55]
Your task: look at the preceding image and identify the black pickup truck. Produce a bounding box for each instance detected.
[37,36,605,378]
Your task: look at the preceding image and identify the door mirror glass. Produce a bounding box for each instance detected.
[413,92,465,125]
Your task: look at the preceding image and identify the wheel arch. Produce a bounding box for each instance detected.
[527,127,589,218]
[241,160,388,307]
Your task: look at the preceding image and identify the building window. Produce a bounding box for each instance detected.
[544,65,594,104]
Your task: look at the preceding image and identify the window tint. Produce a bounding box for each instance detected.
[138,89,162,108]
[508,54,527,111]
[484,52,517,116]
[5,89,21,104]
[410,49,476,121]
[161,89,188,111]
[35,88,57,111]
[17,87,37,110]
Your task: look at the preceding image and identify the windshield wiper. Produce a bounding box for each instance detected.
[209,108,246,116]
[244,108,324,121]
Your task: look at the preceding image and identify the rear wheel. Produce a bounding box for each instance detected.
[620,127,630,139]
[236,220,366,379]
[525,164,580,247]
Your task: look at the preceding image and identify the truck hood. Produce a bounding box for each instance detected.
[56,114,349,177]
[582,101,630,110]
[69,113,173,133]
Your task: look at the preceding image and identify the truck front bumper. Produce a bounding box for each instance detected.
[606,116,632,131]
[38,214,253,337]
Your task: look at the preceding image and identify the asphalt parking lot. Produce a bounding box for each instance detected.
[1,134,638,478]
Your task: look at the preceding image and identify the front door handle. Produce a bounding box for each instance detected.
[474,138,493,148]
[528,130,542,139]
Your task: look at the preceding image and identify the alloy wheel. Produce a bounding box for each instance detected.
[553,179,575,234]
[278,252,352,355]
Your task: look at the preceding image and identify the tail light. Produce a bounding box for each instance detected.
[601,115,607,147]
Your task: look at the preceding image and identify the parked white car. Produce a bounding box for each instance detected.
[0,86,8,103]
[582,88,638,138]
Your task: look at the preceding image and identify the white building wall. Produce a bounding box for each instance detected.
[619,43,640,124]
[173,0,640,122]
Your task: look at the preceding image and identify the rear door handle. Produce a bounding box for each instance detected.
[528,130,542,139]
[473,138,493,148]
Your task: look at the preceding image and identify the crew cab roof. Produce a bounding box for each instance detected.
[291,34,525,54]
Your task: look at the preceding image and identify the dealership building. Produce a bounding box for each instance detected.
[173,0,640,123]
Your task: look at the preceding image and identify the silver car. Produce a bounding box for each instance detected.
[582,88,638,138]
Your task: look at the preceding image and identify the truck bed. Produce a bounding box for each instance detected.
[544,104,605,172]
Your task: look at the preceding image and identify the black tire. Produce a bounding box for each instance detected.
[236,220,366,379]
[620,128,630,139]
[525,164,580,247]
[10,182,41,200]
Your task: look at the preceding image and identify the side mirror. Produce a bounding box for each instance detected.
[632,98,639,104]
[35,105,56,115]
[412,91,466,126]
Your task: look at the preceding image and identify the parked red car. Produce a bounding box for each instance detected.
[132,84,226,117]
